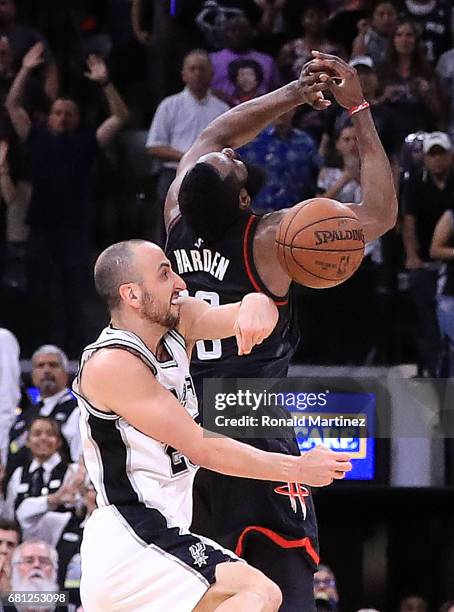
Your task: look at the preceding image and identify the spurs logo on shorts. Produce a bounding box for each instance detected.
[274,482,310,518]
[189,542,208,567]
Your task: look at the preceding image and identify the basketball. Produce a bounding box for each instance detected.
[275,198,365,289]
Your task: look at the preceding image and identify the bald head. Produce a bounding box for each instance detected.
[94,240,148,311]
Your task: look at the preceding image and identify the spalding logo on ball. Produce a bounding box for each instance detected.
[275,197,365,289]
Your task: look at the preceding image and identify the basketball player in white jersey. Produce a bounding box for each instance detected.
[74,239,352,611]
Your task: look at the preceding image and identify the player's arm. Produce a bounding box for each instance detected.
[430,210,454,260]
[306,51,397,241]
[178,292,278,356]
[79,350,352,487]
[164,67,332,228]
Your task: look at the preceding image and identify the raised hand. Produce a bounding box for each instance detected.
[305,50,365,110]
[298,65,331,110]
[22,41,45,70]
[84,54,109,85]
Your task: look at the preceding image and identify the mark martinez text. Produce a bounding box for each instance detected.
[214,415,367,427]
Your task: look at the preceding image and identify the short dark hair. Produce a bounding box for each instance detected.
[94,240,146,311]
[439,602,454,612]
[228,58,264,86]
[179,163,243,243]
[27,416,62,439]
[0,518,22,542]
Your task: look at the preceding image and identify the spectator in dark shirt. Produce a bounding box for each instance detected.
[5,43,129,357]
[227,58,264,106]
[400,0,452,64]
[402,131,454,375]
[351,1,398,67]
[0,0,58,100]
[377,18,441,149]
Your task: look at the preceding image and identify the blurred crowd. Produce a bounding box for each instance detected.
[0,0,454,609]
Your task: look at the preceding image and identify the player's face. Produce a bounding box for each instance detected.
[199,149,248,184]
[32,353,68,397]
[135,246,186,329]
[0,529,19,565]
[424,147,452,176]
[26,419,61,461]
[372,3,397,35]
[394,23,417,55]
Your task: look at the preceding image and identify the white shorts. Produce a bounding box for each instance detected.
[80,505,240,611]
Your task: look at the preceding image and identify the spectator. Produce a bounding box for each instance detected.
[430,206,454,372]
[10,539,60,611]
[402,131,453,376]
[238,107,320,211]
[351,1,398,67]
[209,14,279,100]
[0,0,58,100]
[146,49,228,245]
[0,327,20,465]
[322,56,398,162]
[0,518,21,593]
[399,596,429,612]
[1,416,76,521]
[439,601,454,612]
[436,47,454,143]
[227,57,264,106]
[314,564,339,611]
[5,44,129,358]
[377,19,441,148]
[6,344,81,486]
[400,0,452,64]
[278,2,340,84]
[318,123,382,363]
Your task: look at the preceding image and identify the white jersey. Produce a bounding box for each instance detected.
[74,325,199,530]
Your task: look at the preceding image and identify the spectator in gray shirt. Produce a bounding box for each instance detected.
[146,49,229,244]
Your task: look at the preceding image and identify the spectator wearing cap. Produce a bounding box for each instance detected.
[146,49,229,246]
[351,1,398,67]
[377,19,441,149]
[5,344,81,490]
[209,14,280,100]
[402,131,454,376]
[400,0,452,64]
[322,55,398,163]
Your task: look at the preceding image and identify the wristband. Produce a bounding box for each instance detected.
[348,100,370,116]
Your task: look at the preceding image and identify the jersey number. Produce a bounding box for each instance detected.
[165,445,190,476]
[181,290,222,360]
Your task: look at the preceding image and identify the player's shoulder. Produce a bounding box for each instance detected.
[82,347,148,383]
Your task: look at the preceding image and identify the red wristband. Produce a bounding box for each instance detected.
[348,101,370,116]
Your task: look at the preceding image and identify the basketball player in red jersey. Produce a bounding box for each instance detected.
[166,52,398,610]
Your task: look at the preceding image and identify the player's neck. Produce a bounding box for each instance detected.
[110,313,168,356]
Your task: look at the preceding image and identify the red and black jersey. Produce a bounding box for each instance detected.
[166,212,319,570]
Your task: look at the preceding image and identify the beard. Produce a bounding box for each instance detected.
[11,571,58,612]
[139,288,180,330]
